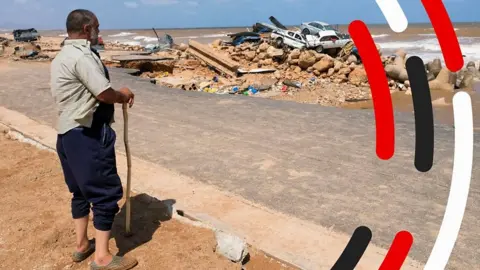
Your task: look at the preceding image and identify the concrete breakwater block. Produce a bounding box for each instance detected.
[214,230,248,263]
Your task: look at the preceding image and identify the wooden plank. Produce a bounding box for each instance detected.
[188,40,240,71]
[188,49,237,77]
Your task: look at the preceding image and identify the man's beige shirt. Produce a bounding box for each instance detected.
[50,39,112,134]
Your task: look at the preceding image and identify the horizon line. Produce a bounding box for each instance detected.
[2,21,479,32]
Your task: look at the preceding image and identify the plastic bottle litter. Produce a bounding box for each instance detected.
[248,86,258,94]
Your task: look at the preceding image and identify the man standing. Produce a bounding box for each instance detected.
[50,9,137,270]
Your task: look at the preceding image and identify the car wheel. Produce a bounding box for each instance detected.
[302,28,311,35]
[315,45,324,53]
[275,38,284,48]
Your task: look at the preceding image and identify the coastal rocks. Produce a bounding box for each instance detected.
[212,39,223,48]
[427,59,442,78]
[348,68,368,86]
[298,50,317,69]
[266,46,284,58]
[289,49,301,60]
[327,68,335,77]
[334,60,343,72]
[346,54,357,64]
[429,68,454,91]
[313,56,334,73]
[0,45,4,56]
[384,49,408,82]
[243,51,256,61]
[338,67,352,76]
[459,72,476,90]
[178,43,188,52]
[259,42,270,52]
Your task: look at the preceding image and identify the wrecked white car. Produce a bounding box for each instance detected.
[271,29,351,53]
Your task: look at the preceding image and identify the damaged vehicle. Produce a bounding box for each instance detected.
[300,21,350,39]
[252,16,288,34]
[227,32,261,46]
[271,29,351,53]
[13,28,40,42]
[144,28,174,53]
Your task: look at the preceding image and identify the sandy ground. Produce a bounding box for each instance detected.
[0,131,295,270]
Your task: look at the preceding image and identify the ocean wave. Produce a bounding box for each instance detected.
[429,27,459,31]
[372,34,389,38]
[108,32,136,37]
[176,33,231,39]
[132,35,159,43]
[59,34,68,37]
[377,37,480,63]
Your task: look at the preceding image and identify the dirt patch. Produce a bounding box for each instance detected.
[0,131,295,270]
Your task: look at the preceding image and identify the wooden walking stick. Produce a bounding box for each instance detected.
[122,103,133,237]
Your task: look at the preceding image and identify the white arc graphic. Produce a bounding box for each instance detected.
[424,92,474,270]
[376,0,409,33]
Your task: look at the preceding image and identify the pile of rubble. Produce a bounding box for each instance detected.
[0,37,52,61]
[128,37,480,107]
[104,42,144,52]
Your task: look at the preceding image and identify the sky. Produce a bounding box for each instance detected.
[0,0,478,30]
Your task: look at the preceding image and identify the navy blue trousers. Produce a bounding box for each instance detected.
[56,123,123,231]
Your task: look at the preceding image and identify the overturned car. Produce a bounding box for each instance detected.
[271,29,351,54]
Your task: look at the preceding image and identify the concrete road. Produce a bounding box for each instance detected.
[0,62,478,269]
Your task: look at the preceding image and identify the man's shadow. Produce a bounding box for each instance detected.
[111,193,176,256]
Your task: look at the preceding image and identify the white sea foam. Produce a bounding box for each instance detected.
[59,33,68,37]
[377,36,480,63]
[372,34,390,38]
[132,35,159,43]
[108,32,136,37]
[176,33,231,39]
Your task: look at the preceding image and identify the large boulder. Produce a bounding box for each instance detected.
[327,68,335,77]
[348,68,368,86]
[259,42,270,52]
[314,52,325,61]
[429,68,454,91]
[333,60,343,72]
[289,49,301,60]
[289,59,299,66]
[346,54,357,64]
[267,46,284,58]
[427,59,442,78]
[298,50,317,69]
[212,39,223,48]
[338,67,352,76]
[384,49,408,82]
[178,43,188,52]
[243,51,256,61]
[459,72,476,90]
[258,52,267,60]
[313,56,334,73]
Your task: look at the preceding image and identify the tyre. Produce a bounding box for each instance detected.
[275,38,284,48]
[315,45,324,53]
[302,28,311,35]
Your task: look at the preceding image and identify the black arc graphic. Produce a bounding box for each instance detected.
[331,226,372,270]
[406,56,435,172]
